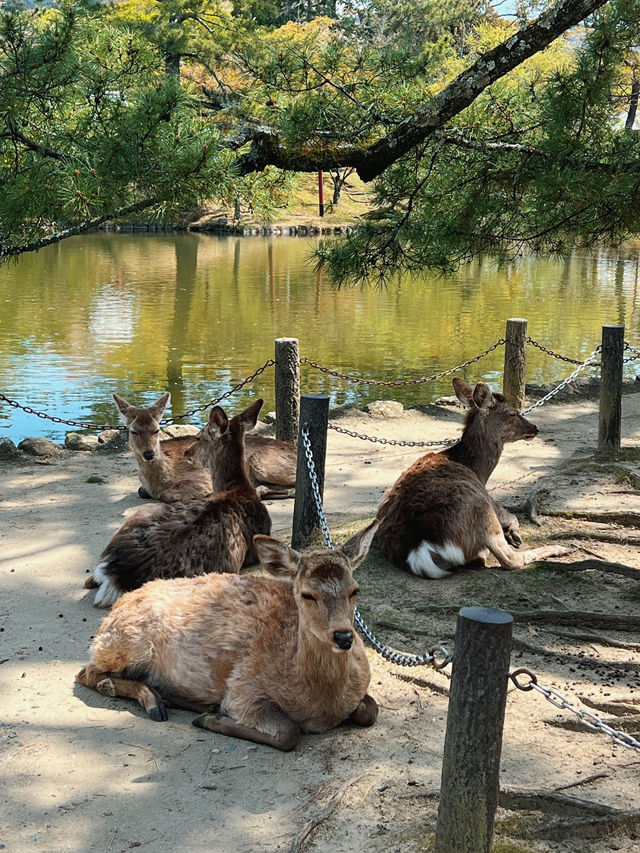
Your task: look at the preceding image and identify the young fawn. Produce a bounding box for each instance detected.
[88,400,271,607]
[77,522,380,751]
[115,392,297,502]
[114,392,212,503]
[377,378,569,577]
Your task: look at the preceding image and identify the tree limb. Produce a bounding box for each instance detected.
[236,0,611,178]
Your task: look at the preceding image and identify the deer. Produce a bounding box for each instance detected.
[87,399,272,607]
[114,392,297,502]
[114,392,212,503]
[76,522,380,751]
[376,378,570,577]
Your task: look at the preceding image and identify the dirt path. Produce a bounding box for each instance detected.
[1,393,639,853]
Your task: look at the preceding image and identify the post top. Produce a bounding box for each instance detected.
[300,394,330,402]
[275,337,300,343]
[459,606,513,625]
[506,318,527,323]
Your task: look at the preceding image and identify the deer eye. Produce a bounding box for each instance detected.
[301,593,316,602]
[130,430,138,435]
[152,430,160,435]
[349,589,359,599]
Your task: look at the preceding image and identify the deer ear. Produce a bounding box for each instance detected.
[113,393,134,423]
[452,378,475,408]
[472,383,494,409]
[150,392,170,418]
[340,520,379,570]
[236,398,263,433]
[208,406,229,436]
[253,535,301,577]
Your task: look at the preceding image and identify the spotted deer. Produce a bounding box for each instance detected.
[114,392,212,503]
[115,392,297,502]
[377,378,570,577]
[77,522,380,751]
[87,400,271,607]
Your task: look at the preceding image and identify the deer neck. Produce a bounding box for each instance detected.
[295,625,350,687]
[208,445,252,494]
[446,417,504,485]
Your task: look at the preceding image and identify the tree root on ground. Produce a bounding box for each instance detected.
[286,776,364,853]
[542,627,640,652]
[544,713,640,734]
[579,695,640,715]
[534,557,640,579]
[413,605,640,631]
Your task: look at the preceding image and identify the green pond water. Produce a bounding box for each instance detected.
[1,232,639,441]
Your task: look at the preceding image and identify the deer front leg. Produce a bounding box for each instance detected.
[192,708,300,752]
[76,665,168,721]
[348,693,378,727]
[490,497,521,547]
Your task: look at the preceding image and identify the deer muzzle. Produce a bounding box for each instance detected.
[333,630,354,650]
[143,450,155,461]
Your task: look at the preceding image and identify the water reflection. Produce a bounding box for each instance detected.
[1,233,639,440]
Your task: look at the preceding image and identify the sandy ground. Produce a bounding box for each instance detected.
[1,394,640,853]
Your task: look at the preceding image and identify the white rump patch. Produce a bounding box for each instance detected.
[92,560,108,585]
[406,541,465,579]
[93,574,122,608]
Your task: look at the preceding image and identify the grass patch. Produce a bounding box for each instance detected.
[86,475,105,484]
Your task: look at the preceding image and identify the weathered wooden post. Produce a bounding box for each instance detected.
[434,607,514,853]
[503,318,528,409]
[292,394,329,550]
[598,324,625,455]
[275,337,300,444]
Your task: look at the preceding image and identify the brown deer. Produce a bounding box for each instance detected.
[76,522,380,751]
[114,392,212,503]
[88,400,271,607]
[377,378,569,577]
[114,392,297,502]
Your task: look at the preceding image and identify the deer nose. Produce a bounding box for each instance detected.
[143,450,155,461]
[334,631,353,650]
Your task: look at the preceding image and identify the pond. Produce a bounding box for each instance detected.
[1,232,639,441]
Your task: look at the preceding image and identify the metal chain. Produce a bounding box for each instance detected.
[521,348,601,414]
[510,668,640,753]
[527,337,640,365]
[300,425,452,670]
[0,359,275,431]
[300,340,505,387]
[327,421,458,448]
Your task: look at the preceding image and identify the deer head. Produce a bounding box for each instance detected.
[113,392,170,461]
[254,521,379,652]
[452,378,538,444]
[186,399,263,491]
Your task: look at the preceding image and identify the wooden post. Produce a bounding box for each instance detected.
[318,170,325,217]
[291,394,329,550]
[275,337,300,444]
[598,324,625,455]
[434,606,514,853]
[503,318,528,410]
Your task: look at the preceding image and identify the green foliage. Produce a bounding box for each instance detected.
[0,2,235,254]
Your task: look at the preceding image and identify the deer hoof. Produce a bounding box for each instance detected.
[148,706,168,722]
[138,487,152,499]
[505,529,522,548]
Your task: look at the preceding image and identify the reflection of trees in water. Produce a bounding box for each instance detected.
[167,235,199,417]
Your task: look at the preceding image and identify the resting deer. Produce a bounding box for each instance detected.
[377,378,569,577]
[115,392,297,502]
[87,400,271,607]
[76,522,380,751]
[114,392,212,503]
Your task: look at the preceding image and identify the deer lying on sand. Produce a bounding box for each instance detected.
[115,392,297,501]
[77,522,380,751]
[114,392,212,503]
[377,378,569,577]
[88,400,271,607]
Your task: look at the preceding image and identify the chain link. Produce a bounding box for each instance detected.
[521,348,601,414]
[300,425,453,670]
[327,421,458,448]
[300,340,505,387]
[0,360,275,431]
[510,668,640,752]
